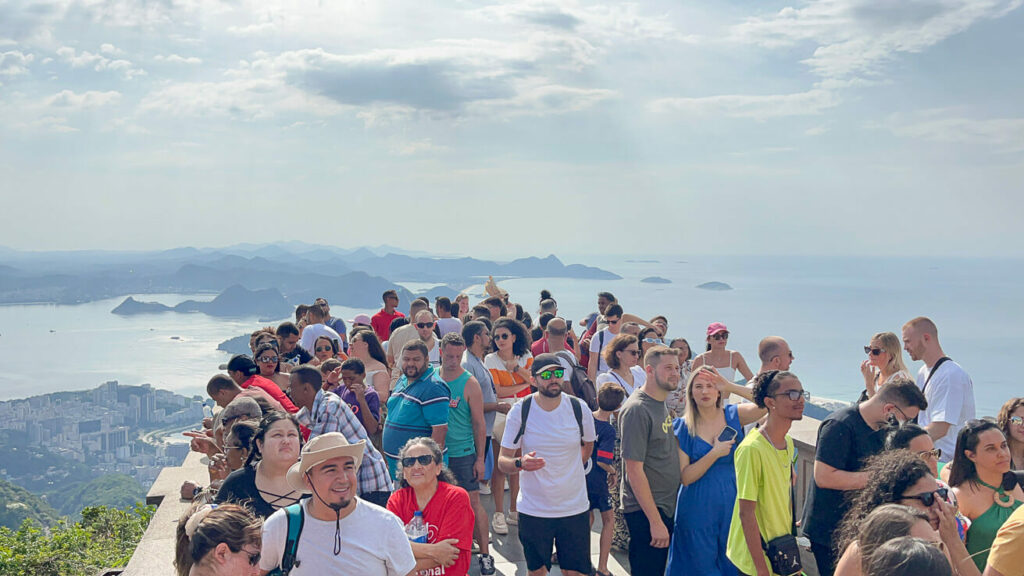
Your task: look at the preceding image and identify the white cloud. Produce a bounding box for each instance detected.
[873,109,1024,153]
[99,43,123,56]
[56,46,145,79]
[227,22,276,36]
[390,138,448,156]
[0,50,34,76]
[154,54,203,65]
[45,89,122,109]
[650,88,838,120]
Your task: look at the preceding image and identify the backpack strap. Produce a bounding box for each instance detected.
[513,396,533,445]
[555,350,580,368]
[280,503,304,575]
[569,396,584,445]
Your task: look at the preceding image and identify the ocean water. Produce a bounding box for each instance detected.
[0,255,1020,417]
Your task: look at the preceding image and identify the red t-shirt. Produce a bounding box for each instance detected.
[372,309,405,342]
[242,375,298,414]
[387,482,474,576]
[530,338,576,357]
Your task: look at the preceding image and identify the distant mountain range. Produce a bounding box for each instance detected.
[0,243,620,315]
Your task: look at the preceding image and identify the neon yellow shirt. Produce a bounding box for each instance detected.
[726,427,794,576]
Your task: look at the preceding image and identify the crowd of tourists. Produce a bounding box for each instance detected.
[172,289,1024,576]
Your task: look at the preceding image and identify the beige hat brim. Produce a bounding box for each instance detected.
[286,440,366,494]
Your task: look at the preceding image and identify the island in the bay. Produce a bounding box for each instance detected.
[697,281,733,291]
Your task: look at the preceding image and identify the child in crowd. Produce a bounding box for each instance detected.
[588,382,625,576]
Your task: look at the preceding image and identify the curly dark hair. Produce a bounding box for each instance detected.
[751,370,797,408]
[835,449,933,556]
[492,317,531,357]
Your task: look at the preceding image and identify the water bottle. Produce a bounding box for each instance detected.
[405,510,428,543]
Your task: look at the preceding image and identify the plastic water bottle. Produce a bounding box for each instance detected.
[405,511,428,543]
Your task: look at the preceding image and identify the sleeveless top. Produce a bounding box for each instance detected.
[966,497,1023,570]
[444,371,475,457]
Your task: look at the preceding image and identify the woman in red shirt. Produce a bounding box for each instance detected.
[387,438,474,576]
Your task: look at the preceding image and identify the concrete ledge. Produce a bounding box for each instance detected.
[121,451,208,576]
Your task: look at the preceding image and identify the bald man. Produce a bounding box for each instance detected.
[757,336,794,374]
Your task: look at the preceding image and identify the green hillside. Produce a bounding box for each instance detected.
[0,479,61,530]
[53,475,146,517]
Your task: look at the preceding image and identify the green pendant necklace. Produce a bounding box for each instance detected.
[976,477,1015,508]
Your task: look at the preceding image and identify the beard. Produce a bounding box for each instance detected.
[653,372,680,392]
[538,383,563,398]
[403,365,424,380]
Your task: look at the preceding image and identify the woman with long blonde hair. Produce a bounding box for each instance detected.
[860,331,911,400]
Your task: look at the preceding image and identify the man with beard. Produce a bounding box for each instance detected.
[260,433,416,575]
[498,353,597,576]
[618,345,682,576]
[381,340,451,478]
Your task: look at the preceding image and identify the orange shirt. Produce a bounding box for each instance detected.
[484,353,534,399]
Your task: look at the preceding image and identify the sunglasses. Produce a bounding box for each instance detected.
[710,332,729,340]
[401,454,437,468]
[536,368,565,381]
[224,445,246,453]
[1010,416,1024,427]
[623,349,640,356]
[416,322,435,329]
[607,319,620,325]
[493,332,512,341]
[772,389,811,401]
[901,487,949,507]
[643,338,664,345]
[315,345,333,353]
[257,356,278,363]
[864,346,884,356]
[242,549,261,566]
[916,448,942,460]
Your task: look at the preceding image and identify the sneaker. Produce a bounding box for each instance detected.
[479,481,491,495]
[507,510,519,526]
[492,512,508,535]
[478,553,496,575]
[472,539,480,554]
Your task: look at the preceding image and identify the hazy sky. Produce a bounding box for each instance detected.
[1,0,1022,257]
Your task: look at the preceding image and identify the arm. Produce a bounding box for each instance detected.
[410,540,460,572]
[353,386,380,435]
[581,440,594,464]
[934,498,983,576]
[734,352,754,382]
[588,352,598,382]
[624,459,670,547]
[736,403,768,427]
[620,313,656,331]
[497,446,545,474]
[738,499,770,576]
[813,460,869,491]
[430,424,447,450]
[833,540,862,576]
[465,377,487,479]
[681,439,735,486]
[926,421,952,442]
[371,370,390,404]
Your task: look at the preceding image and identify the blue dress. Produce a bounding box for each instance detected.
[666,404,743,576]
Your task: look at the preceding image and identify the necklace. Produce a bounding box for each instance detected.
[976,477,1016,508]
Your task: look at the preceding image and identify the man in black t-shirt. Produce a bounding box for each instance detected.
[801,379,927,576]
[277,321,312,366]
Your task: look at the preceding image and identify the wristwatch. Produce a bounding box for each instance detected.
[514,458,522,469]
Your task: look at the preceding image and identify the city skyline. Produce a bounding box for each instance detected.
[1,1,1023,257]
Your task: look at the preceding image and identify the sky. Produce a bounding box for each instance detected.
[1,0,1023,258]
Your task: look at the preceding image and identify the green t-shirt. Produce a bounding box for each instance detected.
[444,371,475,457]
[726,427,795,576]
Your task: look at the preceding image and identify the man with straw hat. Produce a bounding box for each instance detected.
[259,432,416,575]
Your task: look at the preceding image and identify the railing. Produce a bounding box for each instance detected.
[116,417,825,576]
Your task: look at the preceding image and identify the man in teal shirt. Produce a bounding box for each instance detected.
[381,340,450,478]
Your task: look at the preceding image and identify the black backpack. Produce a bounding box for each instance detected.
[513,394,586,446]
[555,351,599,411]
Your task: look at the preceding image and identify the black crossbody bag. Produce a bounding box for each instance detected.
[760,486,802,576]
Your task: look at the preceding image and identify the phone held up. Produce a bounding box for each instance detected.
[718,426,738,443]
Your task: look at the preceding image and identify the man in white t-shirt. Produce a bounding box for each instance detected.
[434,296,463,336]
[412,309,441,366]
[498,353,596,576]
[902,316,976,462]
[260,433,416,576]
[587,304,623,382]
[300,304,343,359]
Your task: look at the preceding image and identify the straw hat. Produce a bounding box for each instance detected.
[286,432,365,493]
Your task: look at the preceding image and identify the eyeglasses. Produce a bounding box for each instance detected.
[536,368,565,381]
[711,332,729,340]
[916,448,942,460]
[415,322,435,329]
[401,454,436,468]
[643,338,664,345]
[623,349,640,357]
[864,346,883,356]
[257,356,278,363]
[607,319,620,325]
[315,345,333,353]
[900,487,949,507]
[772,389,810,401]
[1010,416,1024,427]
[493,332,511,341]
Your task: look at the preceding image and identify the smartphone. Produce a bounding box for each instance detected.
[718,426,738,443]
[567,320,573,331]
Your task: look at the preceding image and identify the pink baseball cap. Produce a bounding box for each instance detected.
[351,313,372,326]
[707,322,728,336]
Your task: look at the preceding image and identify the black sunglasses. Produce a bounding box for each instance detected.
[493,332,511,340]
[401,454,437,468]
[416,322,435,329]
[315,345,333,353]
[901,487,949,507]
[864,346,883,356]
[711,332,729,340]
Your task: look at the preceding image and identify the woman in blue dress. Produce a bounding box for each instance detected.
[667,366,767,576]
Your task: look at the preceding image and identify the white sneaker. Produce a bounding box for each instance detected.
[479,481,491,495]
[492,512,508,535]
[507,510,519,526]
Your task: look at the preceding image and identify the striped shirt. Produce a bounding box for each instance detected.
[297,389,394,494]
[382,365,451,463]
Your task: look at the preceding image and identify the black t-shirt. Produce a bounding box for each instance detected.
[282,345,313,366]
[215,465,303,519]
[801,404,885,544]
